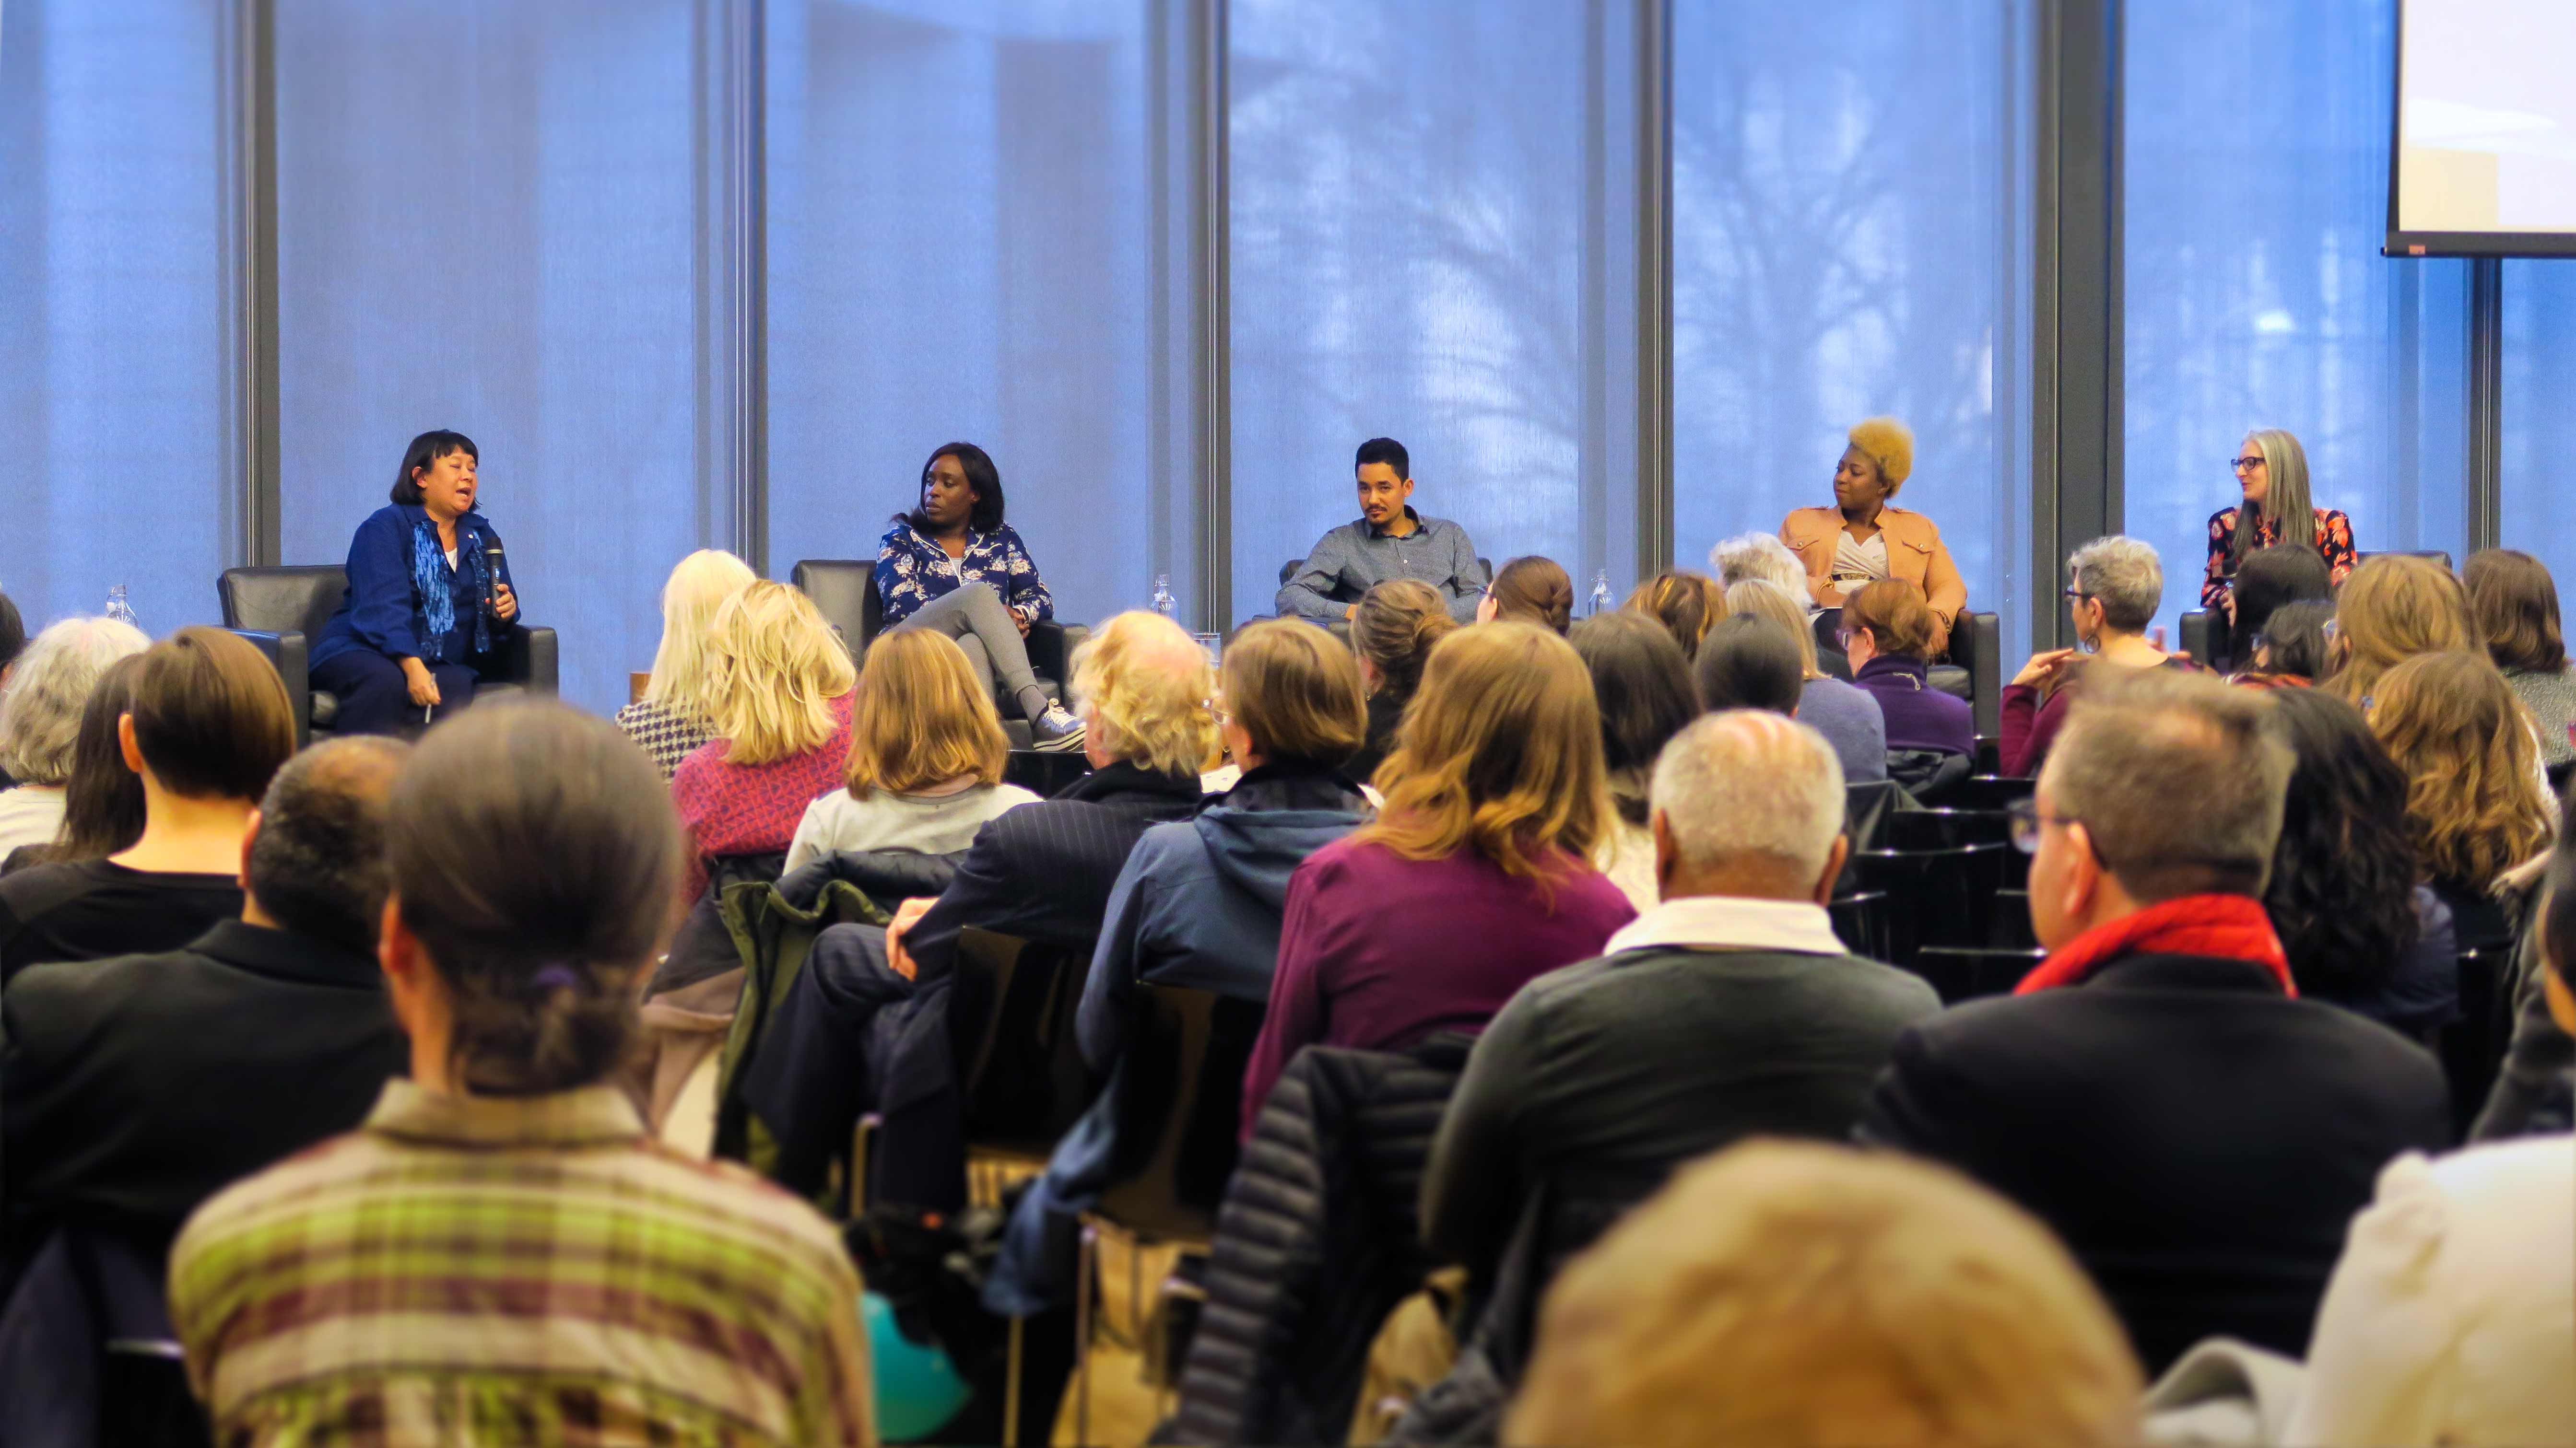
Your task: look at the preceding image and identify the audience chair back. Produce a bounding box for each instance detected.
[1096,985,1267,1240]
[953,928,1102,1157]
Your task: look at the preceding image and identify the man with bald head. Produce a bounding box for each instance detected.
[4,736,413,1281]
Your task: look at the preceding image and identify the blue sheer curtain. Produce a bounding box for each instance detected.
[1670,0,2033,661]
[273,0,711,715]
[2500,262,2576,588]
[765,0,1187,631]
[2125,0,2469,643]
[0,0,230,636]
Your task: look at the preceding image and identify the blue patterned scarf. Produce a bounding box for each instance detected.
[412,515,493,659]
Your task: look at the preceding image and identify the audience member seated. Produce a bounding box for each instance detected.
[782,630,1039,874]
[1778,416,1969,654]
[2265,689,2459,1043]
[2232,598,2334,689]
[2281,833,2576,1446]
[2465,547,2576,774]
[1841,579,1975,787]
[1478,556,1574,635]
[1348,578,1458,783]
[617,548,756,778]
[1423,711,1939,1298]
[2325,553,2472,706]
[2002,535,2186,777]
[167,703,870,1447]
[0,628,294,982]
[1692,614,1804,717]
[0,591,22,695]
[1708,530,1808,596]
[1622,569,1725,660]
[1724,579,1888,781]
[0,616,148,857]
[2,654,148,876]
[671,579,857,902]
[1239,621,1635,1138]
[1570,611,1700,910]
[2368,650,2556,952]
[985,619,1371,1316]
[1505,1142,2142,1448]
[1277,437,1487,624]
[1862,670,2451,1372]
[2,737,410,1288]
[2223,543,2331,669]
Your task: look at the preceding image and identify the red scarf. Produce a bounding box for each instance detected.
[2015,893,2294,996]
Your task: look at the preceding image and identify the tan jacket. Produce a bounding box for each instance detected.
[1779,504,1968,652]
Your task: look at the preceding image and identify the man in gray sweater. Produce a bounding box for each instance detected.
[1275,437,1488,624]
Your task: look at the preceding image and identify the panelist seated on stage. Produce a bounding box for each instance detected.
[1276,436,1488,625]
[2201,427,2355,619]
[308,429,525,737]
[873,440,1085,751]
[1779,415,1967,655]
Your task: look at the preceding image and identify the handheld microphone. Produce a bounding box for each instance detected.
[484,538,507,619]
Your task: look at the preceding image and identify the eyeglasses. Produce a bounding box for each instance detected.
[1835,626,1859,648]
[2006,797,2088,856]
[2062,587,2094,602]
[2230,455,2266,473]
[2321,617,2341,642]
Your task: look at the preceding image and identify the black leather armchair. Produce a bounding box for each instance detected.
[789,560,1085,748]
[218,564,558,744]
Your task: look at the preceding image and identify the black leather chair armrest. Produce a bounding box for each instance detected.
[228,629,311,747]
[2178,611,2216,670]
[1027,619,1072,683]
[504,626,559,695]
[1962,611,2000,743]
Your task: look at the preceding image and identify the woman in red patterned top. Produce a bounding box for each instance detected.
[671,579,857,902]
[2202,428,2355,618]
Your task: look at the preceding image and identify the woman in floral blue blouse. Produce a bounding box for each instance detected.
[875,442,1086,750]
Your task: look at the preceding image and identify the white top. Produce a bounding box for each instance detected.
[1592,817,1658,915]
[2286,1135,2575,1447]
[1829,529,1890,586]
[782,778,1040,875]
[1602,893,1847,958]
[0,785,68,857]
[443,545,459,571]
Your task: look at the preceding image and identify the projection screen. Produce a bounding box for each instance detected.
[2388,0,2576,256]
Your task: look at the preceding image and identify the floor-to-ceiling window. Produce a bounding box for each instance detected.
[2499,260,2576,589]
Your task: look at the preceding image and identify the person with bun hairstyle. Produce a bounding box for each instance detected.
[1623,570,1726,660]
[1478,556,1575,635]
[1348,577,1458,782]
[1778,417,1968,654]
[167,702,874,1447]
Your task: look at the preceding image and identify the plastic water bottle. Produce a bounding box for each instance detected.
[1589,570,1614,617]
[104,584,139,630]
[1150,574,1177,619]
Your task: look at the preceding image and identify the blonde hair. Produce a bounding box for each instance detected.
[845,630,1007,798]
[2370,650,2554,891]
[2329,554,2473,705]
[1070,611,1218,777]
[1847,415,1916,493]
[706,580,857,766]
[642,549,757,720]
[1358,622,1610,881]
[1725,578,1823,680]
[1221,621,1367,767]
[1507,1142,2142,1448]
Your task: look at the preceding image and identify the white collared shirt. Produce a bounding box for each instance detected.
[1601,894,1848,958]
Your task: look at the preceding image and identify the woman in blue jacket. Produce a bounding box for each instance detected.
[308,430,522,736]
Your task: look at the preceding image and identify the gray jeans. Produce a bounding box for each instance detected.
[889,582,1044,713]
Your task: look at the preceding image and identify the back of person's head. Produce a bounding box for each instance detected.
[1710,532,1806,595]
[706,580,857,766]
[128,627,297,802]
[1723,578,1823,679]
[1506,1141,2141,1448]
[1623,570,1726,659]
[2264,689,2423,1002]
[2064,536,2163,635]
[27,653,149,866]
[1354,436,1411,479]
[1071,610,1219,777]
[2330,554,2472,703]
[1570,611,1699,784]
[0,615,150,786]
[1363,621,1609,879]
[249,737,410,956]
[1352,578,1457,702]
[1221,620,1367,770]
[0,592,24,681]
[1488,556,1574,635]
[390,702,682,1096]
[1694,614,1804,715]
[1842,579,1940,662]
[2465,548,2566,675]
[846,629,1007,799]
[1846,415,1917,493]
[2369,650,2553,890]
[2251,599,2336,682]
[2231,545,2332,657]
[1650,711,1844,886]
[2045,668,2293,902]
[645,549,758,718]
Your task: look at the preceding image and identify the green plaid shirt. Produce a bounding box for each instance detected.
[170,1080,874,1447]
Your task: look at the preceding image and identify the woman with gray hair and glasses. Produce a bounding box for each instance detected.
[2001,537,2196,777]
[0,616,151,855]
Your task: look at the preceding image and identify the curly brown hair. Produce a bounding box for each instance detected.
[2369,650,2555,891]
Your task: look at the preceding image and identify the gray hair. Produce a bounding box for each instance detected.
[2231,429,2314,572]
[2066,536,2164,634]
[1724,578,1823,678]
[0,616,151,785]
[1650,710,1847,879]
[1711,533,1808,596]
[2043,669,2293,903]
[247,736,411,956]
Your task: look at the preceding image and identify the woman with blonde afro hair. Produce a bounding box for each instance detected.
[1776,415,1970,654]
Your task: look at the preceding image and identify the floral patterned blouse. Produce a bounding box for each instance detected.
[872,519,1055,629]
[2201,504,2356,611]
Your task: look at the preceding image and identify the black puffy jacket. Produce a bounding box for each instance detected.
[1170,1034,1472,1446]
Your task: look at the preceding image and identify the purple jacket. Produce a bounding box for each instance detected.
[1854,655,1974,758]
